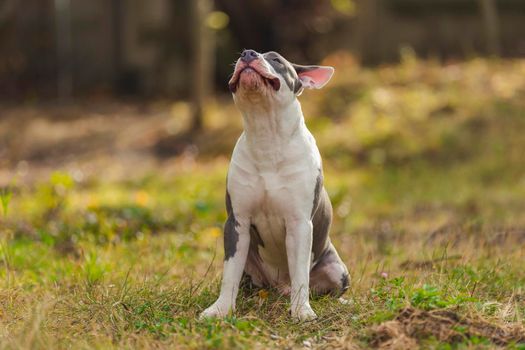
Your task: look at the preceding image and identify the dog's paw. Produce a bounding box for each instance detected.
[291,304,317,322]
[199,302,231,320]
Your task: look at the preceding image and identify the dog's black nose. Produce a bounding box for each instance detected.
[240,49,258,63]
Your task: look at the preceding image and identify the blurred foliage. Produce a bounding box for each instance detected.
[2,55,525,250]
[306,52,525,169]
[1,57,525,349]
[0,187,12,216]
[331,0,357,16]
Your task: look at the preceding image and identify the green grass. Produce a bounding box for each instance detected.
[1,56,525,349]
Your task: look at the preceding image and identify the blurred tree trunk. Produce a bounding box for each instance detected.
[478,0,501,56]
[356,0,381,64]
[189,0,213,132]
[216,0,277,52]
[111,0,123,92]
[54,0,73,100]
[0,0,15,23]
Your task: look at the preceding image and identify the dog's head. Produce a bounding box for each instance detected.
[229,49,334,108]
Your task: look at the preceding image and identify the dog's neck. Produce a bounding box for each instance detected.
[238,98,305,148]
[234,98,311,169]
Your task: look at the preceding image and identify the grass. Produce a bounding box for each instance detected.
[1,55,525,349]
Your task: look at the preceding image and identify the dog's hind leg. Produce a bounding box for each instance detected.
[309,244,350,296]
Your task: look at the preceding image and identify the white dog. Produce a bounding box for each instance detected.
[201,50,349,321]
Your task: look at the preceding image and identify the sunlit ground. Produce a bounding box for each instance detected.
[1,55,525,349]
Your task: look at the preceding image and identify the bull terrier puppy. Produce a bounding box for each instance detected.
[201,49,349,321]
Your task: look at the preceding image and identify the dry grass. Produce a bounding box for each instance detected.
[370,307,525,349]
[1,56,525,349]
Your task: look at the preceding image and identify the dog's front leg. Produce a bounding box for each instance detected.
[286,217,317,321]
[200,216,250,319]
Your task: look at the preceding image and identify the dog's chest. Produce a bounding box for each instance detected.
[255,170,299,208]
[230,147,319,261]
[230,130,318,205]
[249,171,296,266]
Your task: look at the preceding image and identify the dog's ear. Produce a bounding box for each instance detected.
[292,64,334,89]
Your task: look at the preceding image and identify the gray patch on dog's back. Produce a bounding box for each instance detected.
[311,170,323,218]
[311,182,332,260]
[224,191,240,260]
[263,51,302,93]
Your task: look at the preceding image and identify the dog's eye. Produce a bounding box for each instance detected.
[272,58,282,64]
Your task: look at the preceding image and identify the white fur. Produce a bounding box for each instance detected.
[201,54,332,321]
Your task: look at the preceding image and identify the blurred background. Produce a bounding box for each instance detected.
[2,0,525,99]
[1,0,524,235]
[1,3,525,345]
[1,0,525,181]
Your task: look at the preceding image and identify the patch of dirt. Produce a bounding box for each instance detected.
[317,335,362,349]
[369,307,525,349]
[0,101,241,185]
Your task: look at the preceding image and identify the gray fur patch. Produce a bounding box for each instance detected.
[250,224,265,249]
[311,187,332,261]
[341,273,350,292]
[309,244,349,296]
[225,189,233,215]
[311,170,323,218]
[242,224,270,288]
[311,247,337,271]
[224,191,240,261]
[263,51,302,93]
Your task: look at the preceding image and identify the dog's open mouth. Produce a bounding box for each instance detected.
[229,67,280,93]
